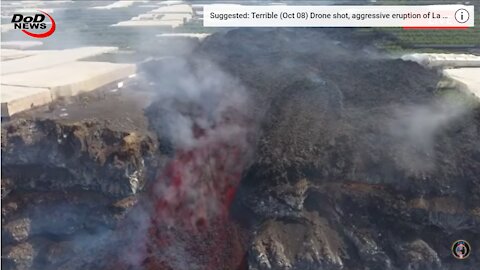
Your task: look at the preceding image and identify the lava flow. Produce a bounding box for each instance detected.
[139,112,251,269]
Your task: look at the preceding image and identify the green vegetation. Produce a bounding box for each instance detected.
[372,1,479,51]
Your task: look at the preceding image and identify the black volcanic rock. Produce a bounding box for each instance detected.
[198,28,480,270]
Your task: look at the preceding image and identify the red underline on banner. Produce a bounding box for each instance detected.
[403,26,471,30]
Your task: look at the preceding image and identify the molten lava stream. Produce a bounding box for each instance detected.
[143,137,248,269]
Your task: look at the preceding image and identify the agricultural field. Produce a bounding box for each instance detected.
[373,1,480,51]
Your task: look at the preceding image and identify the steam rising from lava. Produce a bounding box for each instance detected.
[388,95,473,175]
[120,57,254,269]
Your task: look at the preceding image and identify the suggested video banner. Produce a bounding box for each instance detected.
[204,5,475,28]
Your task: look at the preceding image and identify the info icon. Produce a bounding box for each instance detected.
[454,9,469,24]
[451,240,471,260]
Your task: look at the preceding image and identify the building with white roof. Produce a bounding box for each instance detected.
[403,53,480,101]
[443,68,480,100]
[112,4,194,29]
[1,47,135,117]
[402,53,480,68]
[150,4,193,15]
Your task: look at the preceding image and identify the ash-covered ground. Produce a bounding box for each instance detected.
[2,28,480,270]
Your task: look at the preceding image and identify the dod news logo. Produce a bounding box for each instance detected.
[11,10,56,38]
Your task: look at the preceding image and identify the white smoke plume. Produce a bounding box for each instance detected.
[118,55,254,269]
[387,94,474,176]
